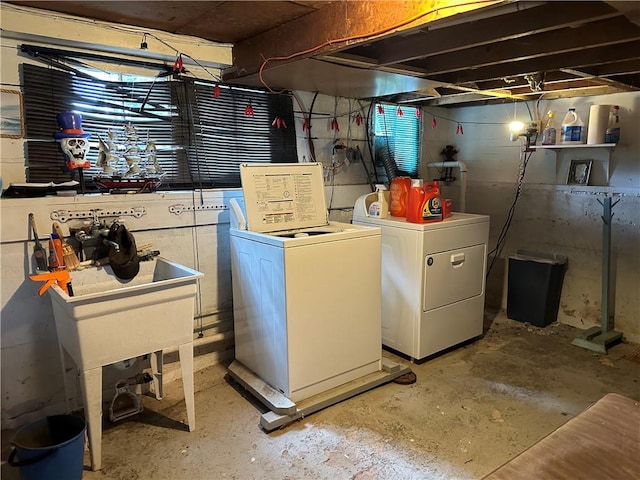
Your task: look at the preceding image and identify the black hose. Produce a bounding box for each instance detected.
[307,91,319,161]
[364,101,380,186]
[373,101,400,183]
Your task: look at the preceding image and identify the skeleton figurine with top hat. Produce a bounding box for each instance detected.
[54,112,92,170]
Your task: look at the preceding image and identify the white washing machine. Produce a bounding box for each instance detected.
[229,163,382,403]
[353,195,489,362]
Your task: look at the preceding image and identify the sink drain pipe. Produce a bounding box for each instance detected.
[426,160,467,212]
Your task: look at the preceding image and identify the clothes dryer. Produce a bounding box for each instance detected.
[353,195,489,361]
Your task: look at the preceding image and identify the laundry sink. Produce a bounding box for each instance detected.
[45,256,203,471]
[48,257,203,370]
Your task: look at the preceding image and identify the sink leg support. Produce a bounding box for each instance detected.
[80,366,103,471]
[57,342,72,412]
[179,342,195,432]
[150,350,164,399]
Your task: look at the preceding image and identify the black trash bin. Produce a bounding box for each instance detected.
[507,250,567,327]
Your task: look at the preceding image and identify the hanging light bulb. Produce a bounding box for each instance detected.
[509,121,525,141]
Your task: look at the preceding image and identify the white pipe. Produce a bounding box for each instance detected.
[427,161,467,213]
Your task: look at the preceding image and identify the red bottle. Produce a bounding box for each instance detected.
[406,181,442,224]
[389,177,411,217]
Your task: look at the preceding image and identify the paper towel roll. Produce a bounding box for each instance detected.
[587,105,611,144]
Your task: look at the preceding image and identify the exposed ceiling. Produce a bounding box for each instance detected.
[7,1,640,107]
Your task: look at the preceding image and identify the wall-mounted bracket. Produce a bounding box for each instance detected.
[50,207,147,223]
[169,203,228,215]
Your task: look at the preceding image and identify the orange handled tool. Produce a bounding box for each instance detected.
[48,234,64,271]
[29,270,73,296]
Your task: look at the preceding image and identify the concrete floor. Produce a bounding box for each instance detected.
[3,310,639,480]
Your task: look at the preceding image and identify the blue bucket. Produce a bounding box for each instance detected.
[8,414,86,480]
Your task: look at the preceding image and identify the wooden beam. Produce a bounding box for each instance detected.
[371,1,620,66]
[421,84,622,107]
[430,40,640,84]
[226,0,502,81]
[407,17,640,76]
[560,68,640,91]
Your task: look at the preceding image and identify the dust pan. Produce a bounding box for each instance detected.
[109,381,143,422]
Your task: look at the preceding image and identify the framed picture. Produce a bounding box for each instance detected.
[567,159,592,185]
[1,89,24,138]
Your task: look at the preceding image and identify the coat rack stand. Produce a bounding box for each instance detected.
[572,196,623,353]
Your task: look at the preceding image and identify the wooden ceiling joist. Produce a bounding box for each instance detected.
[226,0,502,80]
[343,1,620,67]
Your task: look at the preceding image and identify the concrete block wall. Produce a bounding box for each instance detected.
[425,94,640,343]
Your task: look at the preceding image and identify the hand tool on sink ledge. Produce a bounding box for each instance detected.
[28,213,48,271]
[52,221,81,271]
[29,269,73,296]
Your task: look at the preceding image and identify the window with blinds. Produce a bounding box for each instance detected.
[21,63,297,190]
[373,103,421,178]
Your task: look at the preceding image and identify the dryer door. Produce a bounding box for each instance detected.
[423,243,486,311]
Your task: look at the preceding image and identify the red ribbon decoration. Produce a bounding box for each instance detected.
[272,116,286,129]
[244,105,255,117]
[330,117,340,131]
[456,123,464,134]
[432,116,437,129]
[396,106,403,117]
[213,85,220,98]
[353,113,364,126]
[415,108,421,119]
[172,54,185,75]
[377,105,384,115]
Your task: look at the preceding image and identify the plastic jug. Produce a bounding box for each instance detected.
[389,176,411,217]
[541,110,557,145]
[560,107,584,144]
[367,184,389,218]
[604,105,620,144]
[406,180,442,224]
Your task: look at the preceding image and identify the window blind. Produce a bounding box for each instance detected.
[373,103,421,178]
[21,63,297,189]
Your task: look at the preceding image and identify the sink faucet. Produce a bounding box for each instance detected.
[73,214,121,253]
[102,239,120,252]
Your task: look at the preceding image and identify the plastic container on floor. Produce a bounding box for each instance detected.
[507,250,567,327]
[8,414,86,480]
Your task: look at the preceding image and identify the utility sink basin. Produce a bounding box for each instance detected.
[46,257,203,471]
[48,257,203,370]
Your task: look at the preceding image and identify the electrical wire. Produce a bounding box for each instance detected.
[486,146,533,279]
[258,0,498,94]
[307,91,319,162]
[142,32,222,83]
[3,3,224,48]
[176,80,206,338]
